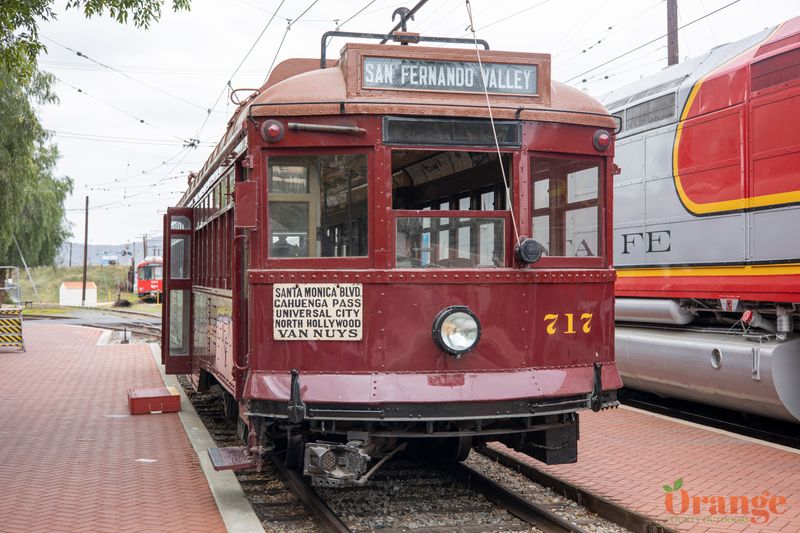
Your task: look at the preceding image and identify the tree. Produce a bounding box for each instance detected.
[0,61,73,266]
[0,1,190,265]
[1,1,190,81]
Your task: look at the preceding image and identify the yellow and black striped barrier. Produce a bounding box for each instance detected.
[0,308,24,351]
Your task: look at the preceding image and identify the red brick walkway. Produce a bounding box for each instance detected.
[0,323,226,533]
[491,408,800,532]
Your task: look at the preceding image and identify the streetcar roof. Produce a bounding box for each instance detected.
[183,41,615,206]
[249,43,612,127]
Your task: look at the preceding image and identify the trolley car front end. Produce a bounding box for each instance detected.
[162,35,621,485]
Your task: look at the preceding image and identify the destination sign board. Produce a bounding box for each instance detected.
[273,283,362,341]
[362,57,538,96]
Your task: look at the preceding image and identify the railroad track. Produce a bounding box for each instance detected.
[181,377,629,533]
[288,455,591,532]
[26,311,162,341]
[101,323,161,339]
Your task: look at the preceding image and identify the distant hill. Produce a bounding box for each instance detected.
[55,236,163,267]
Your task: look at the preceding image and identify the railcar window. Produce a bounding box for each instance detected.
[168,289,190,355]
[170,215,190,230]
[392,150,509,268]
[268,154,368,258]
[138,266,163,280]
[170,236,191,278]
[531,157,601,257]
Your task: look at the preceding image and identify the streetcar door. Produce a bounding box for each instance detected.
[162,207,193,373]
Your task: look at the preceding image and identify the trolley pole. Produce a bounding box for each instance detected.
[667,0,679,66]
[81,196,89,307]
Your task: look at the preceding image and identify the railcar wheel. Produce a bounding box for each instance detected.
[449,436,473,462]
[420,436,473,463]
[284,434,305,472]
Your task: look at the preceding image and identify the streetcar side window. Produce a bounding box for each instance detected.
[531,157,601,257]
[170,236,191,279]
[170,215,190,230]
[169,289,190,355]
[267,154,368,258]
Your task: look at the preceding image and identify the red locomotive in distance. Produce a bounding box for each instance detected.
[162,26,621,485]
[135,256,163,301]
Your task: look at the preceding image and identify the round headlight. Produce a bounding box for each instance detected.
[432,306,481,357]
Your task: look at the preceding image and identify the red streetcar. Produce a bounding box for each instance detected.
[162,27,621,485]
[136,256,163,301]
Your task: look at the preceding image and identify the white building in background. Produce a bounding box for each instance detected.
[59,281,97,307]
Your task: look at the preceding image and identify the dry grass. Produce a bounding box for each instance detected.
[17,265,132,304]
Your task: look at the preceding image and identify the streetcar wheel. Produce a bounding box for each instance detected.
[423,436,473,463]
[285,434,305,472]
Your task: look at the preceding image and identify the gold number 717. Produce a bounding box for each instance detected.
[544,313,593,335]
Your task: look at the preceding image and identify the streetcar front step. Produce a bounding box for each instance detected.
[208,447,255,471]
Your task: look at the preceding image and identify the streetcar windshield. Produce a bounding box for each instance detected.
[138,265,163,280]
[531,157,601,258]
[392,150,509,268]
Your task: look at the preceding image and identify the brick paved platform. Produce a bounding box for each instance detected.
[0,323,227,533]
[491,407,800,532]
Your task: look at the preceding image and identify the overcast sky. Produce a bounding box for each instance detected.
[37,0,799,245]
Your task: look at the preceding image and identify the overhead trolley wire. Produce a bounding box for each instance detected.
[53,75,193,143]
[414,0,459,34]
[263,0,320,84]
[579,46,669,86]
[336,0,378,30]
[464,0,520,245]
[554,0,664,62]
[564,0,742,84]
[193,0,287,140]
[91,147,192,186]
[465,0,554,33]
[41,35,225,114]
[321,0,379,56]
[439,0,553,39]
[53,130,215,148]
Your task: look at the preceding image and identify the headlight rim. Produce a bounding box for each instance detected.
[432,305,481,357]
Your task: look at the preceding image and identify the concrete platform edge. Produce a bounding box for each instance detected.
[620,405,800,454]
[148,343,265,533]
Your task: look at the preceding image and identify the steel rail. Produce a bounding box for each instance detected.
[477,446,675,533]
[268,453,352,533]
[453,461,589,533]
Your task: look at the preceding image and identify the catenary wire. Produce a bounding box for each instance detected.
[41,35,224,113]
[53,75,192,143]
[564,0,741,83]
[193,0,287,140]
[464,0,520,245]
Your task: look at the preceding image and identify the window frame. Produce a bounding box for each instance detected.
[393,209,512,268]
[264,148,373,269]
[388,147,516,269]
[528,152,606,268]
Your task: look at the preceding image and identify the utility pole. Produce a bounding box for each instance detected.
[141,234,148,259]
[81,196,89,307]
[69,242,73,267]
[667,0,679,66]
